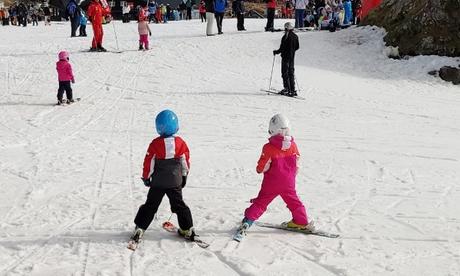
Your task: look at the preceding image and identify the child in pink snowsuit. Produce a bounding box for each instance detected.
[138,5,151,50]
[239,114,313,231]
[56,50,75,105]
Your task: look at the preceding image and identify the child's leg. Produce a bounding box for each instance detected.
[280,190,308,225]
[165,187,193,230]
[139,35,149,50]
[57,81,65,102]
[144,35,149,50]
[64,81,73,100]
[134,187,166,230]
[139,34,143,49]
[244,188,278,222]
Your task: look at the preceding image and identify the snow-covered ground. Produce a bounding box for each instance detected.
[0,18,459,276]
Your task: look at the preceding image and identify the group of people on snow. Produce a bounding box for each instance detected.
[266,0,362,32]
[0,3,52,26]
[41,0,308,243]
[129,109,315,243]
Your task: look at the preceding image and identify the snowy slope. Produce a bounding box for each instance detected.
[0,19,459,276]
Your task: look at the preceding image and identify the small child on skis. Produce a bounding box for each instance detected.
[273,22,299,97]
[79,11,88,37]
[130,110,197,245]
[56,51,75,105]
[138,2,152,50]
[235,114,314,238]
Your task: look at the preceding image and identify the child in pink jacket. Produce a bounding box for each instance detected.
[138,4,151,50]
[56,51,75,105]
[237,114,314,235]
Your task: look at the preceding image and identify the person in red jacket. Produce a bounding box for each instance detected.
[129,110,198,246]
[87,0,110,52]
[199,0,206,22]
[265,0,276,31]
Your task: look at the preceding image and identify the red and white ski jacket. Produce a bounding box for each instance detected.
[142,136,190,181]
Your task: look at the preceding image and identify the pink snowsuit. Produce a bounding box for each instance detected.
[244,135,308,225]
[138,8,149,49]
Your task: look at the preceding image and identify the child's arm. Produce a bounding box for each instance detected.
[68,63,75,83]
[142,142,156,180]
[292,142,300,174]
[147,23,151,36]
[177,137,190,176]
[256,144,271,174]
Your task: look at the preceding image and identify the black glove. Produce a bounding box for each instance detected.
[149,31,152,36]
[273,50,279,55]
[182,176,187,188]
[142,178,151,187]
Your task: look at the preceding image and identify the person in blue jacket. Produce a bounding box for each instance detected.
[343,0,352,25]
[79,11,88,37]
[67,0,81,37]
[214,0,227,34]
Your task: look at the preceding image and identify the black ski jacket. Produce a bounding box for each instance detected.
[275,30,299,60]
[205,0,215,13]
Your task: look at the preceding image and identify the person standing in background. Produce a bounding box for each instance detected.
[294,0,308,28]
[265,0,276,31]
[234,0,245,31]
[214,0,227,34]
[205,0,215,35]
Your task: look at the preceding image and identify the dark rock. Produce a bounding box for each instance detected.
[362,0,460,57]
[428,70,438,76]
[439,66,460,85]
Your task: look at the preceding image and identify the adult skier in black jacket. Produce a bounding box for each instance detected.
[273,22,299,97]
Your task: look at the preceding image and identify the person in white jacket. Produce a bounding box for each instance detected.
[294,0,308,28]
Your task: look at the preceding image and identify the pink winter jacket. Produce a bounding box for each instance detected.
[256,135,300,190]
[56,60,74,82]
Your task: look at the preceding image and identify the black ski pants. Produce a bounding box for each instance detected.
[57,81,73,101]
[265,8,275,31]
[134,187,193,231]
[215,12,224,33]
[79,25,87,36]
[237,12,245,30]
[70,16,80,37]
[281,57,296,92]
[200,12,206,22]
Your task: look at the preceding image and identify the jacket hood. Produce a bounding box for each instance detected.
[268,134,293,151]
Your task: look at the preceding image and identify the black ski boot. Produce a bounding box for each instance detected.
[130,226,144,242]
[279,89,288,95]
[288,90,297,97]
[97,44,107,52]
[178,227,197,241]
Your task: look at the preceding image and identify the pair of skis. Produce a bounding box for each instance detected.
[261,89,306,100]
[127,221,210,251]
[233,222,340,242]
[56,97,81,106]
[128,220,339,251]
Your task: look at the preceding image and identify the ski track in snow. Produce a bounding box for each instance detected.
[1,19,460,275]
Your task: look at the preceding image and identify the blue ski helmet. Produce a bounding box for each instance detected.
[155,109,179,137]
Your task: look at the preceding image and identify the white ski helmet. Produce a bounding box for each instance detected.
[284,22,294,30]
[268,114,290,136]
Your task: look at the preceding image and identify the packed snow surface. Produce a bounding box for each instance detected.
[0,19,459,276]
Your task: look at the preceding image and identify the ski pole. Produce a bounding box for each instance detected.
[295,75,301,94]
[112,19,120,51]
[268,55,276,91]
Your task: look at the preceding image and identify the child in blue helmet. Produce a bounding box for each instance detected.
[130,110,196,243]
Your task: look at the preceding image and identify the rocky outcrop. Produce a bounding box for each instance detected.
[439,66,460,84]
[363,0,460,57]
